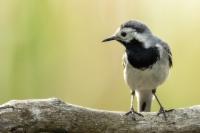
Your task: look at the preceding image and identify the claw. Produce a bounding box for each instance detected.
[125,108,143,120]
[157,107,174,120]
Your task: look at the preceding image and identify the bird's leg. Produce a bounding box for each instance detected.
[125,91,143,120]
[152,89,174,120]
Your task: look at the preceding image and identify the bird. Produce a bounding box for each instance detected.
[102,20,173,120]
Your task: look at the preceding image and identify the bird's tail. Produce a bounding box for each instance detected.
[136,90,153,112]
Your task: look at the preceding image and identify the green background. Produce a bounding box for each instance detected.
[0,0,200,112]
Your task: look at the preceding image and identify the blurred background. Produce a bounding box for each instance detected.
[0,0,200,112]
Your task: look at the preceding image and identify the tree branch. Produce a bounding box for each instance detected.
[0,98,199,133]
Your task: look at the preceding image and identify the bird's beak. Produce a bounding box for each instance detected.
[102,35,117,42]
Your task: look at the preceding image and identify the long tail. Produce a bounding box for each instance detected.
[136,90,153,112]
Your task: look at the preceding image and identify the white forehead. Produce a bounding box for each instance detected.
[114,27,134,35]
[121,27,135,32]
[113,27,135,43]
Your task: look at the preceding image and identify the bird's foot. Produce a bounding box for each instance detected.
[157,107,174,120]
[125,107,143,120]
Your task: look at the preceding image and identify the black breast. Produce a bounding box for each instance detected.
[125,40,160,70]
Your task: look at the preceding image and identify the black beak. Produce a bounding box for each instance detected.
[102,36,116,42]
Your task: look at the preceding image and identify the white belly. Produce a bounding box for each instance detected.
[123,57,170,91]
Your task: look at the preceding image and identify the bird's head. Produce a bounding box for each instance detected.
[102,20,152,47]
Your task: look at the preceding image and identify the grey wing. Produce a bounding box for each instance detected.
[162,42,173,67]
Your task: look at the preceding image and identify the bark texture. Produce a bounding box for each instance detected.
[0,98,199,133]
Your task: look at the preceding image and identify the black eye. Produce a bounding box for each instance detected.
[121,32,127,37]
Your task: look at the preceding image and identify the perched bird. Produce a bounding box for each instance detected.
[102,20,173,120]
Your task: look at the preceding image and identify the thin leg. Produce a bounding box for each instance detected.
[152,89,174,120]
[125,91,143,120]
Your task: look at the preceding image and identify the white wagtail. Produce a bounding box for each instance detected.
[102,20,173,120]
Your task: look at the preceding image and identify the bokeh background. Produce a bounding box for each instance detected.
[0,0,200,112]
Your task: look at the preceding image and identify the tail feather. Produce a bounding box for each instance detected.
[136,90,153,112]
